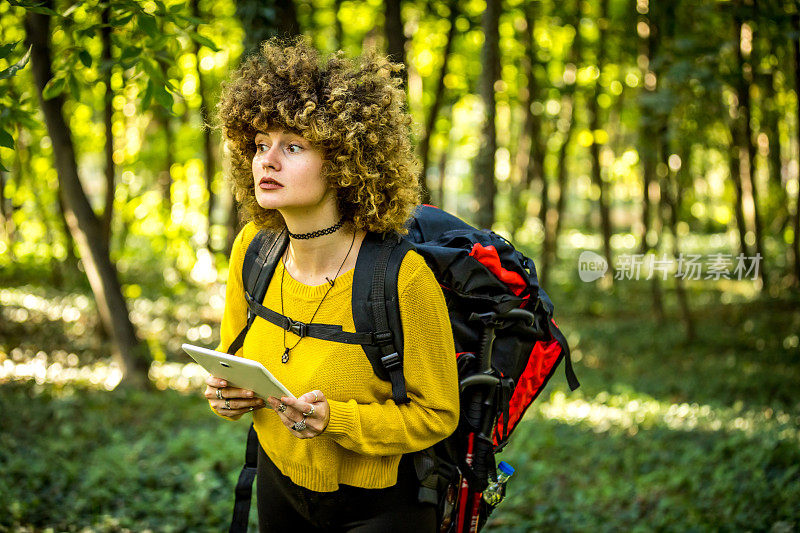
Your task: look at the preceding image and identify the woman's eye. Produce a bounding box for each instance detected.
[255,141,304,154]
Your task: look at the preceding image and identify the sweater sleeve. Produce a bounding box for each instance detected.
[322,252,460,456]
[210,223,255,421]
[215,223,255,356]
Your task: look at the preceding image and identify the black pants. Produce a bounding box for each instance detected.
[256,444,436,532]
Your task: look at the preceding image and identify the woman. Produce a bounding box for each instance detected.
[204,36,459,531]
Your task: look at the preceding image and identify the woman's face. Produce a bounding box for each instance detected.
[251,130,333,216]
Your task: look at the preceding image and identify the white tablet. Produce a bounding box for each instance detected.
[182,343,294,402]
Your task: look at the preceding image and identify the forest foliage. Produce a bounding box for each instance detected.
[1,0,799,530]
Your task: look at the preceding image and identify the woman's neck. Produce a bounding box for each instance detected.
[283,226,365,285]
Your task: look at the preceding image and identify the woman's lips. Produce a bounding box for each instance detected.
[259,177,283,190]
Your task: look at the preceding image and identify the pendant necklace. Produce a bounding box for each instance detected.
[280,228,357,363]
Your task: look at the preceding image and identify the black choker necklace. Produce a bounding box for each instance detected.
[287,217,346,240]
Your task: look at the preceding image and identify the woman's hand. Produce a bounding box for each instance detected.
[204,375,266,416]
[267,390,330,439]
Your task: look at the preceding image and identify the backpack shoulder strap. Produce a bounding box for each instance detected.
[226,228,288,355]
[352,232,414,405]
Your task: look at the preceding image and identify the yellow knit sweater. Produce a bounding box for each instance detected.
[215,222,459,492]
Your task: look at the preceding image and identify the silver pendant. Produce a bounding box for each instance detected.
[282,347,290,364]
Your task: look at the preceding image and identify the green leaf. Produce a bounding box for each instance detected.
[0,45,32,81]
[0,127,13,149]
[111,12,135,27]
[0,159,8,172]
[120,46,142,62]
[153,83,173,111]
[78,50,92,68]
[189,31,219,52]
[0,41,19,60]
[137,13,158,38]
[23,4,60,16]
[141,59,167,85]
[176,13,204,26]
[17,114,40,130]
[78,27,97,39]
[42,76,67,100]
[67,72,80,101]
[141,79,154,111]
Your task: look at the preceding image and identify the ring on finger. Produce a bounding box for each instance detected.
[302,404,315,417]
[311,391,319,403]
[291,419,307,432]
[216,388,223,400]
[277,403,287,413]
[225,399,231,410]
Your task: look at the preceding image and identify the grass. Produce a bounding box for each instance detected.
[0,382,255,532]
[1,261,799,531]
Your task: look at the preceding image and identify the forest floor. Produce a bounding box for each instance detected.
[1,265,799,532]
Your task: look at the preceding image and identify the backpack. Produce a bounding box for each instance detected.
[225,204,579,533]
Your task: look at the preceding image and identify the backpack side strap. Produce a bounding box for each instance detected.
[548,319,580,391]
[352,232,413,405]
[229,423,259,533]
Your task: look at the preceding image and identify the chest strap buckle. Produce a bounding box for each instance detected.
[287,319,308,338]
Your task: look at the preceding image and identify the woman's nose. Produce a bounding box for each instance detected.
[260,145,281,170]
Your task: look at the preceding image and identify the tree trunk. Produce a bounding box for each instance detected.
[513,0,547,238]
[542,6,581,284]
[156,111,174,209]
[541,94,575,286]
[638,0,658,255]
[728,132,751,259]
[762,69,788,234]
[275,0,300,39]
[151,17,175,210]
[100,3,115,247]
[56,190,79,269]
[235,0,300,56]
[25,5,151,388]
[587,0,614,278]
[523,2,545,212]
[663,146,695,341]
[191,0,217,252]
[333,0,344,48]
[639,142,656,254]
[509,2,537,238]
[792,12,800,286]
[473,0,501,230]
[436,148,448,208]
[0,165,16,260]
[418,0,458,204]
[733,11,767,286]
[383,0,408,90]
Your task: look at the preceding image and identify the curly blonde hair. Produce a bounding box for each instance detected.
[213,35,421,234]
